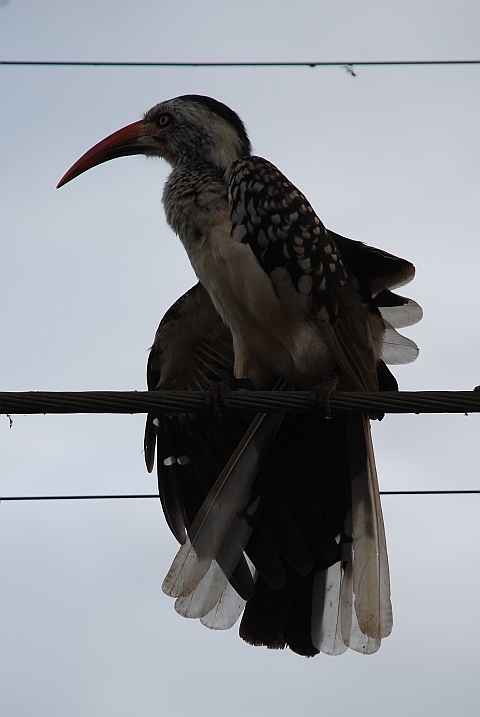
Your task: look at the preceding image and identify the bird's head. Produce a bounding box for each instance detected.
[57,95,251,187]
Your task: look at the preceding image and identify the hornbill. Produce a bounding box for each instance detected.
[58,95,421,656]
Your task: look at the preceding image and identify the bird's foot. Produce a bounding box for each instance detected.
[309,373,339,419]
[205,377,253,416]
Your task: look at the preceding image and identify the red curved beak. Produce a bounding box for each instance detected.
[57,120,151,188]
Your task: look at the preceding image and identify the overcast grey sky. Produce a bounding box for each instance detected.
[0,2,479,716]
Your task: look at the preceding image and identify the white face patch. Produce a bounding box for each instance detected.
[163,456,176,466]
[152,418,160,428]
[153,97,249,169]
[177,455,190,466]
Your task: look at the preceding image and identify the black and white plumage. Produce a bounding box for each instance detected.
[58,95,422,656]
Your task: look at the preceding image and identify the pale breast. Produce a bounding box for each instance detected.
[187,217,334,387]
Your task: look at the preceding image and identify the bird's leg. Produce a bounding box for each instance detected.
[309,372,340,419]
[205,377,253,416]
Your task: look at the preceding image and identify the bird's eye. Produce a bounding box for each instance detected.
[157,114,171,127]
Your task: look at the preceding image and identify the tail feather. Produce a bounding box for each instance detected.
[311,565,347,656]
[246,523,287,591]
[271,503,313,577]
[282,569,319,657]
[174,559,230,619]
[239,570,299,650]
[349,414,392,639]
[162,412,284,598]
[200,580,248,630]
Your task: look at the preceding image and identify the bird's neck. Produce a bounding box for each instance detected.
[163,162,229,252]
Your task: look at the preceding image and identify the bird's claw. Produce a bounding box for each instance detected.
[309,373,339,419]
[205,377,253,416]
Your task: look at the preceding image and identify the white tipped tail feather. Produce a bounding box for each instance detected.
[349,415,392,640]
[310,415,391,655]
[162,413,284,599]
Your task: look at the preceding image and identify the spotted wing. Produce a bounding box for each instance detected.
[227,156,420,389]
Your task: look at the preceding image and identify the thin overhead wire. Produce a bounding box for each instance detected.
[1,491,478,501]
[0,494,160,501]
[1,59,478,68]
